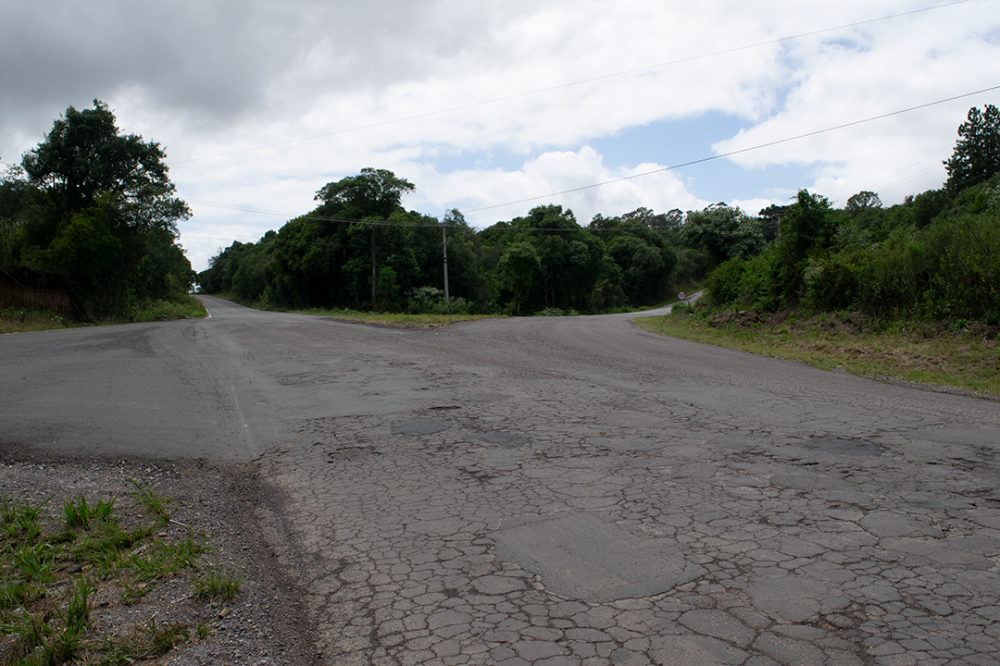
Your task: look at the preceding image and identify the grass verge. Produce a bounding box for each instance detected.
[1,297,206,335]
[0,481,242,664]
[0,307,73,335]
[635,305,1000,399]
[210,293,504,328]
[325,310,505,328]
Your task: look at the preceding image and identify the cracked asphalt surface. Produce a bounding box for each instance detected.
[3,295,1000,665]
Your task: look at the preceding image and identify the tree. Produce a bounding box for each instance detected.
[589,208,677,304]
[683,203,765,266]
[606,235,666,304]
[14,100,191,318]
[945,104,1000,194]
[776,190,837,298]
[758,204,788,243]
[497,241,541,315]
[845,191,882,216]
[22,100,181,222]
[509,205,604,311]
[314,168,415,219]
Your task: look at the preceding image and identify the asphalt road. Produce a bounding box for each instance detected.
[3,295,1000,665]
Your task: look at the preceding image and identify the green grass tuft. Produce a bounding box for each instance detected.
[1,480,227,664]
[127,478,172,526]
[63,494,116,529]
[192,560,244,603]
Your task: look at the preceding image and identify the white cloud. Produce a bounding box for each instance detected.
[409,146,706,227]
[711,0,997,202]
[3,0,998,271]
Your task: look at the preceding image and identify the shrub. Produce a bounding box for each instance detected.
[704,259,747,306]
[405,286,471,315]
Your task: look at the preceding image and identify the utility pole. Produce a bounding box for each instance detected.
[442,225,450,301]
[370,223,377,311]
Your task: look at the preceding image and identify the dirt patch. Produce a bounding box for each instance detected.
[708,310,763,328]
[0,445,318,666]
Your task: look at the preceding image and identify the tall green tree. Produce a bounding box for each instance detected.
[314,167,415,219]
[263,168,422,309]
[22,100,182,224]
[508,205,604,312]
[945,104,1000,194]
[13,100,191,318]
[590,208,677,305]
[683,203,765,266]
[776,190,838,293]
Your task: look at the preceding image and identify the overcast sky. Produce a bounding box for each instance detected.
[2,0,999,271]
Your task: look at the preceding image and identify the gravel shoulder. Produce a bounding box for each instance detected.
[0,445,317,666]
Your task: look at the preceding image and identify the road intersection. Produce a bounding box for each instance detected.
[3,297,999,665]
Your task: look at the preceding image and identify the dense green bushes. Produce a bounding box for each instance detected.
[199,178,697,315]
[702,175,1000,325]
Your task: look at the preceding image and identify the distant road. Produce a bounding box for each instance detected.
[4,294,1000,664]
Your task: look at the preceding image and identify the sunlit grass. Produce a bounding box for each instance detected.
[636,308,1000,399]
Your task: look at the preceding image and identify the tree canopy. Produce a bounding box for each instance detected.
[945,104,1000,195]
[199,105,1000,324]
[314,167,415,220]
[1,100,193,320]
[199,176,696,315]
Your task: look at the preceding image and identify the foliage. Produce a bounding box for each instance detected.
[705,251,785,313]
[591,207,677,305]
[406,286,472,315]
[200,185,685,316]
[314,167,415,219]
[683,203,766,266]
[98,617,192,664]
[2,101,194,320]
[192,560,244,602]
[700,165,1000,327]
[63,494,116,529]
[844,190,882,216]
[197,107,1000,321]
[945,104,1000,194]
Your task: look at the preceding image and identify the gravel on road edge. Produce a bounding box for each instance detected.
[0,445,318,666]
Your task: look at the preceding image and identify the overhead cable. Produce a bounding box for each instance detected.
[168,0,972,166]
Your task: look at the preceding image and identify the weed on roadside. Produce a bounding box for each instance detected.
[97,616,192,664]
[192,559,244,603]
[0,480,239,664]
[127,478,172,526]
[63,494,116,529]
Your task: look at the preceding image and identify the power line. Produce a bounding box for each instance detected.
[184,84,999,234]
[168,0,972,166]
[463,84,1000,214]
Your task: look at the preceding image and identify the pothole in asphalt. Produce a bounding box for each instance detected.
[327,446,379,461]
[803,437,882,457]
[474,432,531,447]
[496,511,702,603]
[391,419,450,436]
